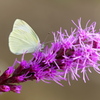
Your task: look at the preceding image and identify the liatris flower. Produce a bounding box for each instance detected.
[0,18,100,93]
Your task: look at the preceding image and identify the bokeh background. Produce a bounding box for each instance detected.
[1,0,100,100]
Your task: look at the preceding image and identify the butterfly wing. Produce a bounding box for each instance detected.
[9,19,40,55]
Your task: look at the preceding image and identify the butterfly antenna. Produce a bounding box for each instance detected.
[43,32,54,45]
[43,32,50,42]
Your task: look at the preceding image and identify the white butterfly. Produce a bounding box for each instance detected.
[9,19,40,55]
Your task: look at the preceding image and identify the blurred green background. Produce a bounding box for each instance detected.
[1,0,100,100]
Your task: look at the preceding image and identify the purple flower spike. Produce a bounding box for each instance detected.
[1,18,100,93]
